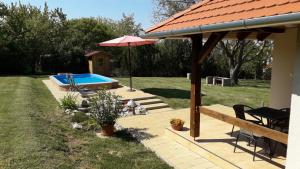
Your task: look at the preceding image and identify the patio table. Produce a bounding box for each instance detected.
[245,107,290,156]
[245,107,290,128]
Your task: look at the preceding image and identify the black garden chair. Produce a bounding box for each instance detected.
[232,104,268,161]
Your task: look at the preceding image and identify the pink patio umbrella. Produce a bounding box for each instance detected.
[98,35,157,91]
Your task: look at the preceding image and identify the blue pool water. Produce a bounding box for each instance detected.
[52,74,115,85]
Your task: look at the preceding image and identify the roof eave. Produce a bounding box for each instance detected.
[142,12,300,39]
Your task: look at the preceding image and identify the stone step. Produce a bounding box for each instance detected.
[144,103,170,111]
[122,96,157,102]
[136,99,163,105]
[148,108,174,113]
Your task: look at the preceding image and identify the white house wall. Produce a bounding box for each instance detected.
[270,28,297,108]
[286,26,300,169]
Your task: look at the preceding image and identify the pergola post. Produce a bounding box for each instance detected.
[190,32,227,139]
[190,35,203,138]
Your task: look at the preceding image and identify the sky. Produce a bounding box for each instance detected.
[2,0,154,29]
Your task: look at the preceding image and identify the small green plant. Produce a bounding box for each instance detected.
[89,88,123,126]
[71,112,89,123]
[59,93,78,110]
[81,119,100,131]
[170,118,185,126]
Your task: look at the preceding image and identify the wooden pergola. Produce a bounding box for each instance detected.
[143,0,300,146]
[189,28,287,144]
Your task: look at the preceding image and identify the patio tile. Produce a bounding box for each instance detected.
[118,106,286,169]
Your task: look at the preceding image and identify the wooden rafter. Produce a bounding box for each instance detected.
[233,27,285,41]
[236,31,252,41]
[256,32,272,41]
[260,27,285,33]
[197,32,228,64]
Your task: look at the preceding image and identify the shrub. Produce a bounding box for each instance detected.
[71,112,89,123]
[170,118,185,126]
[81,119,100,131]
[60,93,78,110]
[89,89,123,126]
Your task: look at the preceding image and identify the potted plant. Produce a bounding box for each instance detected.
[89,89,123,136]
[170,118,185,131]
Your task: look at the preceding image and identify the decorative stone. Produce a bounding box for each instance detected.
[65,109,71,114]
[72,122,82,129]
[78,107,91,113]
[81,100,90,107]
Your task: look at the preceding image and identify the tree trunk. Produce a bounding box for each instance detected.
[229,66,239,85]
[31,55,38,74]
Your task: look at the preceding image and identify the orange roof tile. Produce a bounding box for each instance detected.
[146,0,300,35]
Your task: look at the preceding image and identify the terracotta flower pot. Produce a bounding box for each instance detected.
[101,124,115,136]
[171,124,183,131]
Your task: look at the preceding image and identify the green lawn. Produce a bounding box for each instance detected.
[116,77,270,109]
[0,76,171,169]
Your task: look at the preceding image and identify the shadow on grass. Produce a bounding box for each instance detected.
[142,88,205,99]
[114,130,138,142]
[114,128,157,142]
[238,80,270,89]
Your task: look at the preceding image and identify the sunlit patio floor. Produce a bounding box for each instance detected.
[117,105,286,169]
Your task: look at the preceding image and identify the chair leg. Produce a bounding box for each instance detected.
[234,133,240,152]
[253,141,257,161]
[231,125,235,136]
[268,139,273,160]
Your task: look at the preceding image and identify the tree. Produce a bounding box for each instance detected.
[152,0,200,22]
[152,0,273,82]
[216,40,271,85]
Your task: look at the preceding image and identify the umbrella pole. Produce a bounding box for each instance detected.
[128,44,133,92]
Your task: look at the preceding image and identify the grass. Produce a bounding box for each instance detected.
[115,77,270,109]
[0,76,172,169]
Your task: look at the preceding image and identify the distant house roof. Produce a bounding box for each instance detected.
[85,51,112,59]
[145,0,300,38]
[85,51,101,57]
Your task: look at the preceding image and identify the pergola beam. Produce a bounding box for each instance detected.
[200,106,288,144]
[197,32,228,64]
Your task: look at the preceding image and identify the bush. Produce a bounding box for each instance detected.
[71,112,89,123]
[59,93,78,110]
[81,119,100,131]
[89,89,123,126]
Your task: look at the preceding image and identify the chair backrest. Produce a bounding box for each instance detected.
[233,104,246,120]
[280,108,290,114]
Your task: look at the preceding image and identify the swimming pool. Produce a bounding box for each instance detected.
[50,73,119,91]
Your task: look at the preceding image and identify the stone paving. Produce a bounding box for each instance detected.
[43,79,220,169]
[43,80,285,169]
[118,106,286,169]
[43,79,170,112]
[117,109,220,169]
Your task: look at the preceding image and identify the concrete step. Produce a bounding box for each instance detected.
[144,103,170,111]
[148,108,174,113]
[136,99,163,105]
[122,96,156,102]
